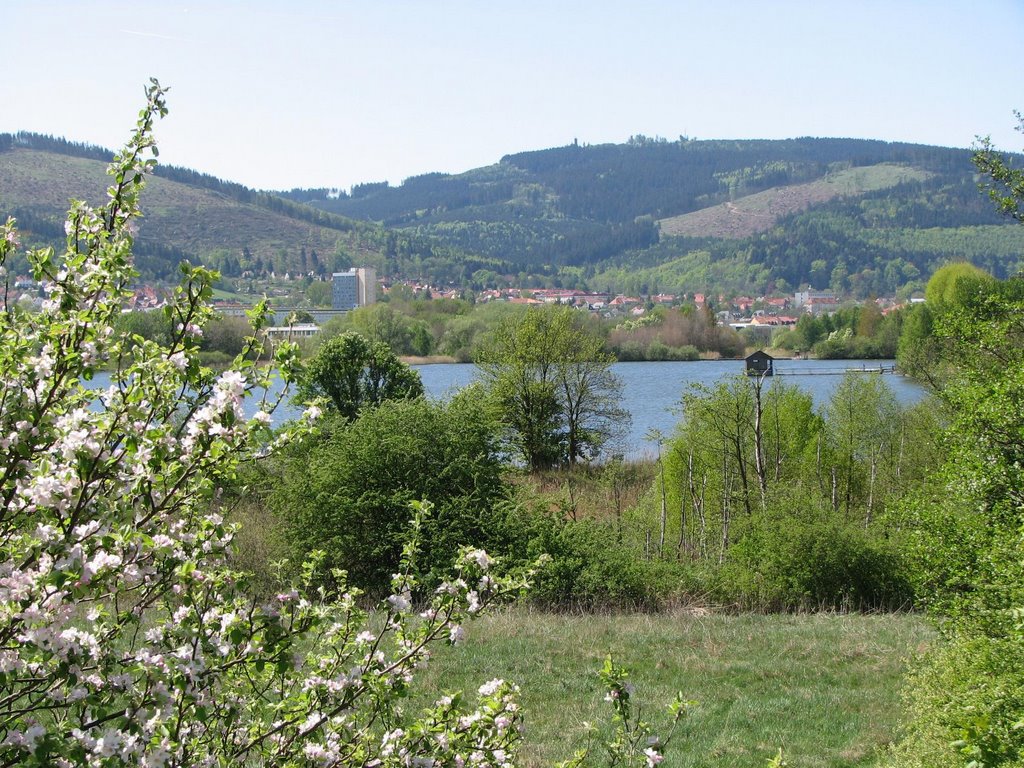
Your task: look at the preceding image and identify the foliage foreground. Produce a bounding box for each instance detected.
[6,80,1020,768]
[0,83,547,767]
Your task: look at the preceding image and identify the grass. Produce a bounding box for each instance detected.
[511,461,657,524]
[657,163,932,239]
[211,286,256,303]
[822,164,931,196]
[414,609,932,767]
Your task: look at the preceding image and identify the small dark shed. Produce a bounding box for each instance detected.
[745,350,774,376]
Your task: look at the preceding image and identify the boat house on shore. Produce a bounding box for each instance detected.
[745,350,774,376]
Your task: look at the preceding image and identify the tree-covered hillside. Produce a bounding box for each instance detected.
[4,130,1022,294]
[285,136,1024,295]
[0,132,497,283]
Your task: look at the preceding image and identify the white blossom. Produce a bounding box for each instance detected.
[387,592,411,612]
[478,678,504,697]
[168,351,188,370]
[644,747,665,766]
[464,549,492,571]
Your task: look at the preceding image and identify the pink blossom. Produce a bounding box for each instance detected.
[644,747,664,766]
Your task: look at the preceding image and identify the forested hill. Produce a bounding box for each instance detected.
[283,136,1024,297]
[0,132,494,283]
[4,130,1022,295]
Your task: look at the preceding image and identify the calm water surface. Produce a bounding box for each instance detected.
[88,360,925,460]
[251,359,927,460]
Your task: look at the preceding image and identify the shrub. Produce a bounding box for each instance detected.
[720,515,912,610]
[527,516,689,609]
[667,343,700,361]
[297,330,424,420]
[890,632,1024,768]
[612,339,648,361]
[270,391,510,593]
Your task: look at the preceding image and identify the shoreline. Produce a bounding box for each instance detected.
[402,351,811,365]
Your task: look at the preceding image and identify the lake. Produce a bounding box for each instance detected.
[247,359,927,460]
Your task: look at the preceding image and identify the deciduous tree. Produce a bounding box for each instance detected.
[297,330,423,419]
[973,111,1024,221]
[893,118,1024,767]
[825,373,901,522]
[476,306,628,469]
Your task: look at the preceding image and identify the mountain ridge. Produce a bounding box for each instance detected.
[0,132,492,284]
[3,131,1022,296]
[282,136,1022,296]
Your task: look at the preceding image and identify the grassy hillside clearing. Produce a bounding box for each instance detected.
[658,164,933,239]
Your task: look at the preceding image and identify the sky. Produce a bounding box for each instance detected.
[4,1,1023,193]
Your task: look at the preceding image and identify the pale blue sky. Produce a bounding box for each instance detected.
[4,1,1023,192]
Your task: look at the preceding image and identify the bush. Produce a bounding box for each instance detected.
[666,343,700,361]
[890,632,1024,768]
[201,314,254,356]
[270,391,511,593]
[526,516,689,609]
[642,340,699,361]
[645,339,670,360]
[612,339,648,361]
[297,330,424,420]
[719,515,913,610]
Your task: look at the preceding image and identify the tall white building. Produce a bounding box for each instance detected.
[332,267,376,310]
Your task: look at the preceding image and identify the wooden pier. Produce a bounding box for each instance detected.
[772,364,898,376]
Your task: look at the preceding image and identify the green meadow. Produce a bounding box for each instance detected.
[418,610,932,767]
